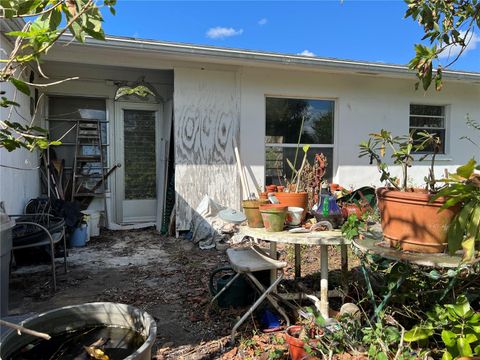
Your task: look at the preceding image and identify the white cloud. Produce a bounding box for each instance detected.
[438,31,480,59]
[206,27,243,39]
[298,50,316,57]
[258,18,268,26]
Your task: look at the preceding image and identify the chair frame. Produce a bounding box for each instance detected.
[211,245,290,343]
[11,214,67,291]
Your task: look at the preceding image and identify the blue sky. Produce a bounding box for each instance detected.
[101,1,480,72]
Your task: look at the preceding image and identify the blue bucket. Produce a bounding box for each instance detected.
[70,224,87,247]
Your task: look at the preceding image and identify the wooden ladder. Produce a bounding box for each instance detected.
[71,120,105,201]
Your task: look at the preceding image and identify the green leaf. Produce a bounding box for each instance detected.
[49,9,62,31]
[377,352,388,360]
[448,202,475,254]
[441,330,457,347]
[9,78,30,96]
[441,350,453,360]
[428,269,441,280]
[404,326,434,342]
[457,159,476,179]
[457,337,473,357]
[449,295,471,318]
[465,332,479,344]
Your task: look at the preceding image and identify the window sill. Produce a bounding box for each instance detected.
[413,155,453,162]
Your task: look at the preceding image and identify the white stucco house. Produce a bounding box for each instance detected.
[1,19,479,233]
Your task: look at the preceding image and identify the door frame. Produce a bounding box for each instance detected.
[114,101,163,224]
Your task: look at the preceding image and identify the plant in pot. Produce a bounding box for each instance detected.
[285,307,325,360]
[359,129,457,253]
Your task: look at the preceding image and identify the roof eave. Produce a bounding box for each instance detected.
[51,33,480,83]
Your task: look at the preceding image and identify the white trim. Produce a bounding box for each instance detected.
[55,33,480,83]
[114,101,163,225]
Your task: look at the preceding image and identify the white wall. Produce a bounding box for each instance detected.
[239,66,480,191]
[0,33,41,215]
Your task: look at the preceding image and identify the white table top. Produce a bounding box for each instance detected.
[352,225,474,269]
[239,225,350,246]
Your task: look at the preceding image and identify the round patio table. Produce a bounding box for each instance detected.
[239,225,351,319]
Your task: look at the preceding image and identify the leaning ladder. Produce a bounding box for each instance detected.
[71,120,106,201]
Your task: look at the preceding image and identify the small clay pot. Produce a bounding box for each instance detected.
[259,204,287,232]
[285,326,307,360]
[242,199,269,228]
[266,184,277,193]
[277,185,285,192]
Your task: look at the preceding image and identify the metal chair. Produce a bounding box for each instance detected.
[211,245,290,343]
[11,214,67,291]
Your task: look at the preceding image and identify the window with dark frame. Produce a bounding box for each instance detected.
[265,97,334,185]
[409,104,446,154]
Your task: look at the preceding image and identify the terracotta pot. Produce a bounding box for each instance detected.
[242,199,269,228]
[277,185,285,192]
[259,192,268,200]
[259,204,287,232]
[376,187,458,253]
[274,192,309,220]
[285,325,307,360]
[341,203,365,219]
[266,185,277,193]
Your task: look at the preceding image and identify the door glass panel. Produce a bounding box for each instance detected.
[124,110,156,200]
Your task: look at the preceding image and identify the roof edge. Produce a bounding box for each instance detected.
[56,33,480,83]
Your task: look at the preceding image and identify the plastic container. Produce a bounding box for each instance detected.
[0,202,14,317]
[70,224,87,247]
[81,210,101,237]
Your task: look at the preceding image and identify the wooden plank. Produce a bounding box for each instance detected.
[174,68,240,231]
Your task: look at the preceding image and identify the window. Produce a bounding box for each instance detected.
[265,97,334,185]
[409,104,446,154]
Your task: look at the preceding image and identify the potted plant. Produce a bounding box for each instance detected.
[359,129,457,253]
[272,116,311,219]
[285,307,325,360]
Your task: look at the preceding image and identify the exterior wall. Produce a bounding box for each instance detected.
[239,66,480,191]
[174,68,240,231]
[0,33,41,215]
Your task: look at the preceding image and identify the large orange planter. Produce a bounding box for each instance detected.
[274,192,309,220]
[376,187,458,253]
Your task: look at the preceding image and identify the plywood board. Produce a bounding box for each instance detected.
[174,68,240,231]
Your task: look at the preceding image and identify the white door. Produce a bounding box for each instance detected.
[115,103,161,223]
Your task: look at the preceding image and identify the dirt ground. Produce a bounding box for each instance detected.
[8,228,360,359]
